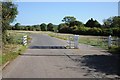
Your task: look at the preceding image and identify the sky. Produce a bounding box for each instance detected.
[12,2,118,25]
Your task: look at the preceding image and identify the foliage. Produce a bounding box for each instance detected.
[103,16,120,28]
[2,45,27,65]
[14,23,21,30]
[40,23,47,31]
[33,25,41,31]
[5,31,25,44]
[58,23,71,33]
[47,23,54,31]
[2,2,18,44]
[69,21,83,27]
[53,25,58,32]
[58,25,120,37]
[10,15,120,37]
[85,18,101,28]
[62,16,76,24]
[108,46,120,54]
[111,16,120,28]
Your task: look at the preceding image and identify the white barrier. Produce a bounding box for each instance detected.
[74,35,79,48]
[22,35,27,46]
[67,35,79,49]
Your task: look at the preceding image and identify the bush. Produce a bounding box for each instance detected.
[112,27,120,37]
[6,35,15,44]
[77,26,90,35]
[58,26,120,37]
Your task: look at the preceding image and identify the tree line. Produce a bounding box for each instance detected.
[10,23,57,32]
[58,16,120,37]
[10,16,120,37]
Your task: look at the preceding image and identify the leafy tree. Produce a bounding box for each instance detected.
[69,21,83,27]
[53,25,58,32]
[2,2,18,44]
[7,25,13,30]
[14,23,21,30]
[103,17,113,28]
[62,16,76,24]
[58,23,67,31]
[34,25,41,31]
[103,16,120,28]
[85,18,101,28]
[40,23,47,31]
[111,16,120,28]
[47,23,54,31]
[94,20,101,27]
[58,23,71,33]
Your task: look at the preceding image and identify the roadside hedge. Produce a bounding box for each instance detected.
[59,27,120,37]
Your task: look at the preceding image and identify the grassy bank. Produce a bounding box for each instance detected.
[2,45,27,65]
[1,30,30,66]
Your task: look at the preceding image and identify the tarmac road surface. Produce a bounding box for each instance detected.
[3,33,119,78]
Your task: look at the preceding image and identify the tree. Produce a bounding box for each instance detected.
[85,18,101,28]
[111,16,120,28]
[58,23,71,33]
[47,23,54,31]
[33,25,41,31]
[69,21,83,27]
[103,16,120,28]
[62,16,76,24]
[40,23,47,31]
[103,17,113,28]
[53,25,58,32]
[14,23,20,30]
[2,2,18,44]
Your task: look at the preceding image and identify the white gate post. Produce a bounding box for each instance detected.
[74,35,79,49]
[108,35,112,49]
[22,35,27,46]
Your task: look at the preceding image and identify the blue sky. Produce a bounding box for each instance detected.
[12,2,118,25]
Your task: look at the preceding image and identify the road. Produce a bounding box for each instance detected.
[3,33,119,78]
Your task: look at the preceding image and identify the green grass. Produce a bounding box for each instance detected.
[78,37,108,49]
[2,45,27,65]
[48,32,108,49]
[48,32,120,54]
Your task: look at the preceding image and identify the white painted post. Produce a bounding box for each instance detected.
[108,35,112,49]
[67,35,72,48]
[74,35,79,49]
[22,35,27,46]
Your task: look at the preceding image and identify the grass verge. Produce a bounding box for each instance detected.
[1,30,30,66]
[2,45,27,65]
[48,32,120,54]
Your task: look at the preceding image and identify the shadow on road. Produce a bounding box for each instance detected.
[29,46,67,49]
[72,54,120,76]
